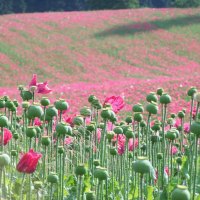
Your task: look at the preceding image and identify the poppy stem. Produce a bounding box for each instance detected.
[20,173,26,200]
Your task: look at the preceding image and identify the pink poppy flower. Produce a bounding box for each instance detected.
[0,128,12,145]
[34,117,42,126]
[128,138,138,151]
[171,146,178,155]
[104,96,125,113]
[65,137,73,145]
[29,74,37,87]
[37,81,52,94]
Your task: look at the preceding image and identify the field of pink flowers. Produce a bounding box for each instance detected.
[0,8,200,114]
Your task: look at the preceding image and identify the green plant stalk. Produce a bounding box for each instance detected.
[138,122,140,156]
[61,136,65,200]
[100,120,107,166]
[82,118,86,164]
[77,176,82,200]
[43,146,46,182]
[29,174,32,200]
[140,174,143,200]
[20,174,26,200]
[146,114,151,157]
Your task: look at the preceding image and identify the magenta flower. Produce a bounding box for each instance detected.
[34,117,42,126]
[37,81,52,94]
[104,96,125,113]
[0,128,12,145]
[128,138,138,151]
[171,146,178,155]
[29,74,37,87]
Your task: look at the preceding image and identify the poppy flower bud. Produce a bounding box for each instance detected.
[0,99,5,109]
[93,159,100,166]
[34,181,43,190]
[156,88,164,96]
[26,126,37,138]
[151,120,161,131]
[22,101,30,109]
[21,90,33,101]
[80,106,91,117]
[178,111,185,119]
[27,103,43,119]
[88,95,97,104]
[176,157,182,165]
[194,92,200,102]
[92,99,102,109]
[190,121,200,138]
[187,87,197,97]
[171,113,176,119]
[0,153,10,167]
[47,172,59,184]
[5,100,14,110]
[141,143,146,151]
[86,191,96,200]
[113,126,123,134]
[125,116,132,124]
[171,185,190,200]
[132,103,144,113]
[75,164,87,176]
[157,153,163,160]
[100,108,112,120]
[109,110,116,123]
[0,115,8,127]
[11,150,17,157]
[94,167,108,181]
[125,128,134,139]
[140,120,146,128]
[160,93,172,104]
[146,92,158,103]
[133,157,153,174]
[41,136,51,146]
[146,102,158,115]
[56,122,72,136]
[54,99,69,111]
[110,147,117,156]
[134,113,143,122]
[73,116,84,126]
[58,146,64,154]
[46,105,58,118]
[18,85,24,91]
[128,152,133,159]
[40,97,50,107]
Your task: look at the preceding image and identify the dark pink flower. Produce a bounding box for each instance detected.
[16,149,42,174]
[171,146,178,155]
[34,117,42,126]
[1,128,12,145]
[104,96,125,113]
[128,138,138,151]
[37,81,52,94]
[29,74,37,87]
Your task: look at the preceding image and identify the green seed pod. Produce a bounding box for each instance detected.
[75,164,87,176]
[187,86,197,97]
[47,173,59,184]
[100,108,112,120]
[46,105,58,118]
[133,156,153,174]
[56,122,72,136]
[86,123,96,132]
[195,92,200,103]
[128,152,133,159]
[0,153,10,167]
[151,135,160,143]
[125,127,134,139]
[190,121,200,138]
[11,150,17,157]
[5,100,14,109]
[167,118,174,126]
[13,99,19,108]
[73,116,84,126]
[132,103,144,113]
[113,126,123,134]
[178,111,185,119]
[146,92,158,103]
[94,167,108,181]
[27,103,44,119]
[86,191,96,200]
[34,181,43,190]
[176,157,182,165]
[157,153,163,160]
[80,106,91,117]
[13,132,19,140]
[0,99,5,108]
[121,125,129,134]
[26,126,37,138]
[40,97,50,107]
[156,88,164,96]
[140,120,146,128]
[0,115,8,127]
[110,147,117,156]
[93,159,100,167]
[21,90,33,101]
[151,121,161,131]
[88,95,97,104]
[125,116,132,124]
[54,99,69,111]
[22,101,30,109]
[41,136,51,146]
[58,146,64,154]
[146,102,158,115]
[160,93,172,105]
[109,110,116,123]
[106,131,115,140]
[171,185,190,200]
[166,129,177,141]
[134,113,143,122]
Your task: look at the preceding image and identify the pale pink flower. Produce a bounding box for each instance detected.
[171,146,178,155]
[65,137,73,145]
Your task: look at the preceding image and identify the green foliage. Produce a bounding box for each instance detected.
[171,0,200,7]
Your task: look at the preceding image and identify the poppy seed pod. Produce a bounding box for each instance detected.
[140,120,147,128]
[110,147,117,156]
[187,87,197,97]
[151,135,160,143]
[94,167,109,181]
[146,102,158,115]
[27,104,43,119]
[11,150,17,157]
[113,126,123,134]
[125,128,134,139]
[86,191,96,200]
[0,153,10,167]
[156,88,164,96]
[167,118,174,125]
[171,113,176,119]
[125,116,132,124]
[176,157,182,165]
[13,100,19,108]
[21,90,33,101]
[26,126,37,138]
[0,99,5,108]
[106,131,115,140]
[171,185,190,200]
[109,110,116,123]
[93,159,100,166]
[73,116,84,126]
[134,113,143,122]
[190,121,200,138]
[88,95,97,104]
[56,122,72,136]
[100,108,112,120]
[194,92,200,102]
[178,111,185,119]
[47,173,59,184]
[160,93,172,104]
[13,132,19,140]
[0,115,8,127]
[75,164,87,176]
[86,123,96,132]
[5,100,14,109]
[58,146,64,154]
[132,157,153,174]
[157,153,163,160]
[34,181,43,190]
[80,106,91,117]
[54,99,69,111]
[41,136,51,146]
[40,97,50,107]
[132,103,144,113]
[146,92,158,103]
[22,101,30,109]
[46,105,58,118]
[151,121,161,131]
[166,130,177,141]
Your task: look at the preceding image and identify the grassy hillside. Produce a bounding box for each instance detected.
[0,8,200,113]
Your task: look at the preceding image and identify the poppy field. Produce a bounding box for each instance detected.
[0,7,200,200]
